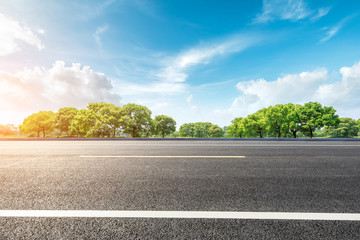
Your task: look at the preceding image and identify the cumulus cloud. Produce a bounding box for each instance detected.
[254,0,329,23]
[236,69,328,104]
[0,61,121,112]
[315,62,360,109]
[0,13,44,56]
[218,62,360,120]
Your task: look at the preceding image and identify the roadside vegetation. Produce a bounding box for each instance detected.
[18,103,176,138]
[2,101,359,138]
[226,102,359,138]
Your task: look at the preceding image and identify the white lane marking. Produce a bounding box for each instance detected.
[79,156,246,158]
[0,210,359,221]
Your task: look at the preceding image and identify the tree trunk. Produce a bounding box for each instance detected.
[310,128,313,139]
[277,131,281,138]
[42,127,45,138]
[292,131,297,138]
[162,131,165,138]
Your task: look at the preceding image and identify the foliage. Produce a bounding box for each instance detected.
[323,118,359,138]
[20,111,55,137]
[297,102,339,138]
[69,109,95,137]
[208,124,224,138]
[16,101,346,139]
[179,122,223,138]
[153,115,176,138]
[179,123,195,137]
[226,101,341,139]
[87,103,122,137]
[226,117,244,138]
[55,107,79,136]
[243,108,267,138]
[119,103,152,138]
[266,104,292,138]
[286,103,302,138]
[0,124,19,136]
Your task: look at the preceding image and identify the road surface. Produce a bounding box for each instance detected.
[0,140,359,239]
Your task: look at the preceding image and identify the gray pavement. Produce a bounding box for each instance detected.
[0,140,360,239]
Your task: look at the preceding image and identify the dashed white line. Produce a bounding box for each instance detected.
[0,210,359,221]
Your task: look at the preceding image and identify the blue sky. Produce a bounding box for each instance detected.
[1,0,360,127]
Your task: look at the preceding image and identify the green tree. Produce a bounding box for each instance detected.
[265,104,291,138]
[87,103,122,137]
[119,103,152,138]
[179,123,195,137]
[20,111,55,137]
[193,122,212,138]
[286,103,302,138]
[55,107,79,136]
[153,115,176,138]
[323,117,359,138]
[209,124,224,138]
[226,117,244,138]
[243,109,267,138]
[298,102,339,138]
[69,109,95,137]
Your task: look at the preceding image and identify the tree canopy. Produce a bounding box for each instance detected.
[20,111,55,137]
[227,101,342,139]
[179,122,222,138]
[153,115,176,138]
[119,103,152,138]
[323,118,359,138]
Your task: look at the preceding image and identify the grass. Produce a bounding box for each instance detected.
[0,135,28,138]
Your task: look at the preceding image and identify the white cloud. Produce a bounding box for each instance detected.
[117,34,259,96]
[314,62,360,109]
[254,0,329,23]
[236,69,328,107]
[0,13,44,56]
[217,62,360,121]
[94,24,109,47]
[217,69,328,118]
[320,25,342,43]
[0,61,121,112]
[311,7,331,21]
[157,34,257,83]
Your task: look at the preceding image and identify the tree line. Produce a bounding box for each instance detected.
[178,122,224,138]
[226,102,359,138]
[19,103,176,138]
[0,124,19,136]
[13,101,360,138]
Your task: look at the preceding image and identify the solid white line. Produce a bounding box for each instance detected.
[79,156,246,158]
[0,210,359,221]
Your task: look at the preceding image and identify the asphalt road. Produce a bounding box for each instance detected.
[0,140,359,239]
